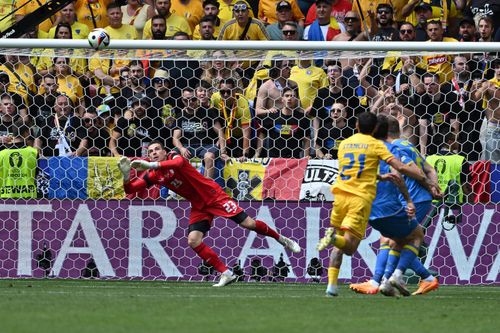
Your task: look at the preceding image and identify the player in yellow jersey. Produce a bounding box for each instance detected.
[316,112,434,297]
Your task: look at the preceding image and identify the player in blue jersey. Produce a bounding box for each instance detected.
[350,116,441,296]
[317,113,437,297]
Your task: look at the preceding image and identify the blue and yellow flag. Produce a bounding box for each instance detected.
[48,157,88,199]
[87,157,125,199]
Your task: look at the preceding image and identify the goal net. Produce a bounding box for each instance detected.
[0,40,498,285]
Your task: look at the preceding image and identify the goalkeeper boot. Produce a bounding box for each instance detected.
[389,275,411,297]
[349,280,379,295]
[379,278,400,298]
[412,277,439,295]
[279,236,301,253]
[213,273,237,287]
[316,228,335,251]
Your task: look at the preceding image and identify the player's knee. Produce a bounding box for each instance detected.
[187,237,202,248]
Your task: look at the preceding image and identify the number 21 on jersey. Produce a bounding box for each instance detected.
[339,153,366,180]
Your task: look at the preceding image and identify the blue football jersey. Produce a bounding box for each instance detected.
[370,142,405,220]
[392,139,433,204]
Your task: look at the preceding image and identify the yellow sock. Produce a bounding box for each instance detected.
[333,235,346,249]
[328,267,340,286]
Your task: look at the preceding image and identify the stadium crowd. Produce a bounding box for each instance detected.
[0,0,499,177]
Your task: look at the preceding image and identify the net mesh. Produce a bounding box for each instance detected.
[0,46,498,285]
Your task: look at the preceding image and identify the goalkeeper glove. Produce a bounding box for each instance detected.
[130,160,159,171]
[117,157,131,181]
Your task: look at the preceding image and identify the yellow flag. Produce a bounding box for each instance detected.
[223,158,267,200]
[87,157,125,199]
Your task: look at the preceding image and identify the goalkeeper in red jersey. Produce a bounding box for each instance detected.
[117,140,301,287]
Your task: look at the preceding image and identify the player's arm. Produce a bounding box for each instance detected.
[129,155,184,172]
[390,171,416,219]
[117,157,148,194]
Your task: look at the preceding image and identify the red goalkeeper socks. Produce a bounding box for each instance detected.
[193,243,227,273]
[254,220,280,240]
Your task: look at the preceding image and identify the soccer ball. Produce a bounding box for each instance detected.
[88,28,110,50]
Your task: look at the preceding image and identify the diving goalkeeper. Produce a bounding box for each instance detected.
[117,140,301,287]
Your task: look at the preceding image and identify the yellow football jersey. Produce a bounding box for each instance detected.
[333,133,394,203]
[142,14,192,39]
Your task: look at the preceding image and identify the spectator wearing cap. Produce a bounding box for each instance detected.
[218,1,270,40]
[110,95,165,158]
[173,87,224,179]
[266,2,305,40]
[146,69,178,149]
[303,0,341,41]
[142,0,191,39]
[458,17,477,42]
[407,2,433,41]
[402,0,465,36]
[259,0,304,26]
[305,0,352,27]
[192,0,224,40]
[74,108,112,157]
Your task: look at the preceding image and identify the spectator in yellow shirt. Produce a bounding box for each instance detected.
[142,0,192,39]
[193,0,224,40]
[48,2,90,39]
[218,1,269,40]
[14,0,53,33]
[218,0,254,22]
[104,2,138,40]
[75,0,113,30]
[170,0,204,32]
[258,0,304,26]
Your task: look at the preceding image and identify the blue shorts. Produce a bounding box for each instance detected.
[415,201,432,224]
[369,210,418,239]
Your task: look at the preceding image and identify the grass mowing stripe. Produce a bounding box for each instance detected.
[0,280,499,333]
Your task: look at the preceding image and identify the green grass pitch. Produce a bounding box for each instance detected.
[0,280,499,333]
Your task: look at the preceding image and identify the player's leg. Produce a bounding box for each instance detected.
[326,245,343,297]
[187,217,236,287]
[318,193,368,255]
[349,236,390,294]
[409,201,440,295]
[238,213,301,253]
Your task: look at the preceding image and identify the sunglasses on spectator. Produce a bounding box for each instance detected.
[182,97,197,102]
[400,29,414,34]
[377,9,391,14]
[282,30,297,36]
[344,17,359,23]
[153,78,169,84]
[233,4,247,12]
[219,89,232,95]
